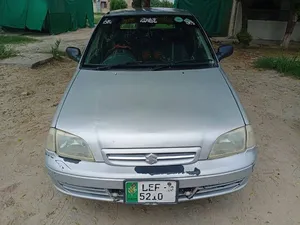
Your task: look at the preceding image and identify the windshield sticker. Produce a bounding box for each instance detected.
[158,16,173,24]
[103,19,112,25]
[140,18,157,24]
[174,17,183,23]
[184,18,195,26]
[123,18,136,24]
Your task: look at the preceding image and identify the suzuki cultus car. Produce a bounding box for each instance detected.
[45,8,257,204]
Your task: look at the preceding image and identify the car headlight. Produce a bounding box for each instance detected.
[209,125,256,159]
[46,128,56,152]
[46,128,95,162]
[246,125,256,149]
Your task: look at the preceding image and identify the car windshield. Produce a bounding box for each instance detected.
[82,14,216,70]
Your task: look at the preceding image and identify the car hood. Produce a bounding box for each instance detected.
[56,68,245,150]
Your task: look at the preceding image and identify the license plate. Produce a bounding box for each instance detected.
[125,181,177,204]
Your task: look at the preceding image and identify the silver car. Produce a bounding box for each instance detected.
[45,8,257,204]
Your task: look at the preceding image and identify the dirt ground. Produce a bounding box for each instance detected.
[16,28,93,54]
[0,34,300,225]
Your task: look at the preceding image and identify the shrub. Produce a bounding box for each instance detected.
[50,39,64,60]
[236,31,252,47]
[94,13,103,24]
[110,0,127,11]
[150,0,173,7]
[254,56,300,79]
[0,44,17,59]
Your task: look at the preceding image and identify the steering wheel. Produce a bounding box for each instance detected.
[104,43,137,60]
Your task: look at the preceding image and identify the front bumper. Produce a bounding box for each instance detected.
[45,148,257,203]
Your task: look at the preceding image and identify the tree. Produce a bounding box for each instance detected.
[144,0,150,7]
[238,0,253,32]
[110,0,127,10]
[151,0,173,7]
[132,0,142,8]
[281,0,300,48]
[236,0,253,46]
[132,0,173,8]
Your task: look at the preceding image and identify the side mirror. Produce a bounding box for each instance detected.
[66,47,81,62]
[216,45,234,61]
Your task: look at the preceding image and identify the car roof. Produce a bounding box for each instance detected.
[105,7,192,17]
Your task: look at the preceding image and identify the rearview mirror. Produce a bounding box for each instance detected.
[66,47,81,62]
[216,45,233,61]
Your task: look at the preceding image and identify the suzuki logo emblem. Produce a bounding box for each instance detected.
[145,153,158,165]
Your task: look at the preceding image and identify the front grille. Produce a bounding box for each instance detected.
[60,183,110,197]
[178,179,245,201]
[59,182,124,201]
[102,147,201,166]
[57,178,245,202]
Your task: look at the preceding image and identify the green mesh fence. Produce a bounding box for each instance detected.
[0,0,94,34]
[175,0,233,37]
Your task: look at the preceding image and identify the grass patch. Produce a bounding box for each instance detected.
[254,56,300,78]
[0,35,38,44]
[94,13,103,24]
[0,45,17,59]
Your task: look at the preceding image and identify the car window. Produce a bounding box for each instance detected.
[83,15,216,69]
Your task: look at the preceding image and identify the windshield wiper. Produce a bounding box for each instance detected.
[151,59,216,71]
[85,61,145,70]
[83,60,216,71]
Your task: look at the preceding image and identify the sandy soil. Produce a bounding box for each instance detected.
[0,41,300,225]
